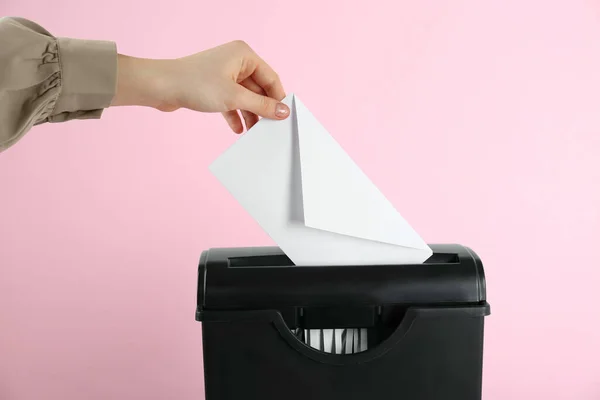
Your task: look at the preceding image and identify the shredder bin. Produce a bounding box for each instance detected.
[195,244,490,400]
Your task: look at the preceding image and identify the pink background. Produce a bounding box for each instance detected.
[1,1,600,399]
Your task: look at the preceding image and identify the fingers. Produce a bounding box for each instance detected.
[220,41,289,131]
[222,77,278,133]
[241,110,259,131]
[234,41,285,101]
[233,86,290,120]
[240,77,265,96]
[221,110,244,134]
[239,78,264,130]
[251,57,286,101]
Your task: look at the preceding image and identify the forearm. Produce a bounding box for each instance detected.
[110,54,175,111]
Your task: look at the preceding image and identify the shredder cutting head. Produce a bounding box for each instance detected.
[196,244,490,400]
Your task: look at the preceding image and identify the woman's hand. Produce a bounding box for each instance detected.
[110,40,290,133]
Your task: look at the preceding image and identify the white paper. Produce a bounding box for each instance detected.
[304,329,367,354]
[210,93,432,266]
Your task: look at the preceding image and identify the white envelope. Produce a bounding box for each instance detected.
[209,93,432,266]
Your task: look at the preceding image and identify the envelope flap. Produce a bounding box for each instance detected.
[293,95,429,250]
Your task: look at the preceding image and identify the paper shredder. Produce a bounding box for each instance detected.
[195,244,490,400]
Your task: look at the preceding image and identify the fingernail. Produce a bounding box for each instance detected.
[275,103,289,118]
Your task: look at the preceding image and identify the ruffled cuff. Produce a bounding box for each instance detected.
[50,37,117,120]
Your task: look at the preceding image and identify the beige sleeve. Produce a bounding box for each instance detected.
[0,17,117,152]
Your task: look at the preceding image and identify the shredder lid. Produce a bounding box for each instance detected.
[197,244,486,311]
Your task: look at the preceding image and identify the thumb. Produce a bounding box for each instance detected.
[233,87,290,120]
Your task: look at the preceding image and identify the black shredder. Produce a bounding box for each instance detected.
[195,244,490,400]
